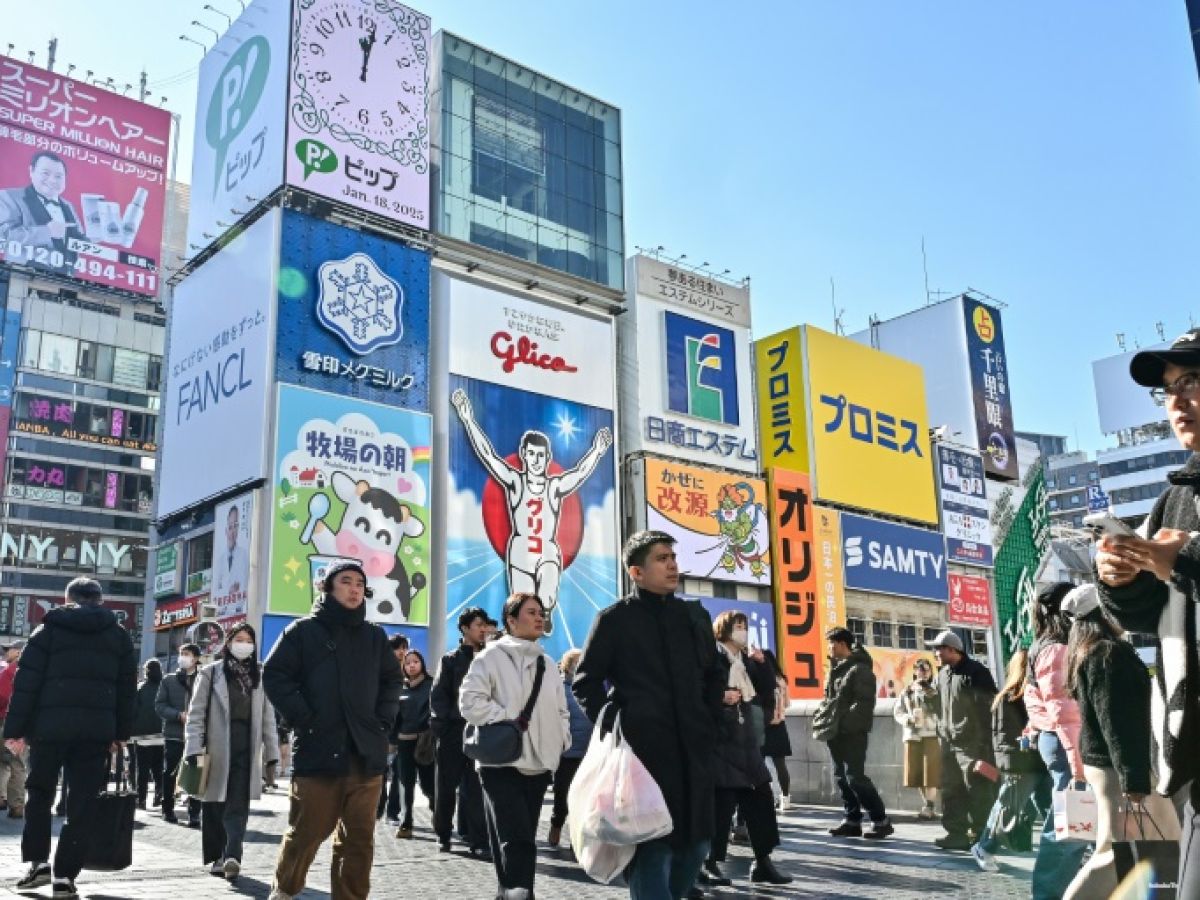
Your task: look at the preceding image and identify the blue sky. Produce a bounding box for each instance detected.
[8,1,1200,453]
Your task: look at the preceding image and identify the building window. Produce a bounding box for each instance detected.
[1049,499,1059,510]
[847,617,866,646]
[1068,474,1077,485]
[898,623,917,650]
[970,630,989,658]
[1088,471,1098,481]
[924,626,942,646]
[872,620,894,648]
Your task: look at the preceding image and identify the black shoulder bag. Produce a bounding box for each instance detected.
[464,655,546,765]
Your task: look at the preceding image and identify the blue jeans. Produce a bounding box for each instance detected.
[627,838,710,900]
[1031,731,1089,900]
[976,771,1048,855]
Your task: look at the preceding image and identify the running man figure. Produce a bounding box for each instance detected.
[451,388,613,634]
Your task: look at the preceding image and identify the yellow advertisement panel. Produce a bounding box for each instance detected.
[754,327,809,473]
[804,326,937,523]
[813,505,846,654]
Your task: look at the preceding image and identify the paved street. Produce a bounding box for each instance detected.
[0,786,1036,899]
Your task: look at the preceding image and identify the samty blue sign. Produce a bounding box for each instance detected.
[841,512,948,602]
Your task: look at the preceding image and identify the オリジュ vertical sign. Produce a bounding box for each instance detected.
[288,0,430,229]
[964,297,1017,481]
[269,384,432,626]
[768,468,823,701]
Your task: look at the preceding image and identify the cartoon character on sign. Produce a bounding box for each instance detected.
[300,471,427,621]
[706,482,769,579]
[451,388,612,635]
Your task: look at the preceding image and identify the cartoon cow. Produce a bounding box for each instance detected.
[307,471,427,621]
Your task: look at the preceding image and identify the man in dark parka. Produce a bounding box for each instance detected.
[573,531,725,900]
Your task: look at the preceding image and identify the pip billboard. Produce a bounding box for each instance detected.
[0,55,170,296]
[158,209,279,517]
[964,297,1017,481]
[938,445,994,567]
[643,458,769,586]
[287,0,430,229]
[805,326,937,524]
[186,0,289,257]
[268,384,431,626]
[443,273,618,657]
[840,512,948,602]
[768,468,823,701]
[276,210,429,408]
[754,327,808,474]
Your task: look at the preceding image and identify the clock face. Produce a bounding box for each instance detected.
[297,0,425,142]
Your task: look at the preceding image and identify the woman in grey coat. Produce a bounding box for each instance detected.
[184,623,280,881]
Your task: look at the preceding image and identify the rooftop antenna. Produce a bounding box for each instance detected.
[922,236,931,305]
[1115,332,1126,351]
[831,277,845,335]
[1156,321,1166,341]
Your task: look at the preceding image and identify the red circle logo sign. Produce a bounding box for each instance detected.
[481,454,584,570]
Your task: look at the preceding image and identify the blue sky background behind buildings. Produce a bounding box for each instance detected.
[9,1,1200,453]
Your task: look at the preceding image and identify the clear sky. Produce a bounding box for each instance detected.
[7,1,1200,455]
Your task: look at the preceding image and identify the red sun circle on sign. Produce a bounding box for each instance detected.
[481,454,585,570]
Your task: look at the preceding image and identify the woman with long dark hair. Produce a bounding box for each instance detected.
[391,649,435,839]
[1026,582,1089,899]
[131,658,165,811]
[184,623,280,881]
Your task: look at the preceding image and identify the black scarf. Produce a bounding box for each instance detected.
[223,654,258,695]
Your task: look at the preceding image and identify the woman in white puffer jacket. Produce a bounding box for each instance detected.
[460,593,571,900]
[893,658,940,819]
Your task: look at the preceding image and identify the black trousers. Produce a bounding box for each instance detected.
[709,783,780,862]
[133,744,163,805]
[828,731,887,824]
[395,739,435,827]
[940,745,997,838]
[433,731,486,847]
[162,739,201,821]
[23,741,108,880]
[550,756,582,830]
[201,720,252,864]
[479,766,551,893]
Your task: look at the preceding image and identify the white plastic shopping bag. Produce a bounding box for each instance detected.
[1053,784,1098,842]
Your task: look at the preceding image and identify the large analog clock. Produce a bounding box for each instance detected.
[294,0,426,144]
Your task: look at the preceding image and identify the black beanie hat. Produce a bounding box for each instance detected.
[323,561,374,598]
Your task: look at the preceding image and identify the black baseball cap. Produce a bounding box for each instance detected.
[1130,331,1200,387]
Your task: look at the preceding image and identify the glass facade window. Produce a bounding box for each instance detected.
[924,626,941,646]
[1099,450,1191,478]
[19,329,161,392]
[898,623,917,650]
[871,620,894,647]
[847,617,866,646]
[434,33,624,290]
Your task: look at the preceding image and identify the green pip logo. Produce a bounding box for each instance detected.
[206,36,271,197]
[295,139,337,180]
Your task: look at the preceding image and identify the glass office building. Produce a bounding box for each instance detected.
[432,33,624,291]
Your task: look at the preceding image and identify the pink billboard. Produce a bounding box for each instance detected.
[0,56,170,297]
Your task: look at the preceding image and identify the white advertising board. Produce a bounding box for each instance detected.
[1093,343,1169,435]
[287,0,431,230]
[186,0,290,257]
[619,255,758,473]
[158,209,280,516]
[212,491,255,620]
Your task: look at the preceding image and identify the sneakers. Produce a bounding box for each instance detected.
[971,844,999,873]
[16,862,51,890]
[730,823,750,844]
[918,802,937,820]
[268,891,294,900]
[395,824,413,839]
[750,857,793,885]
[223,858,241,881]
[935,833,973,851]
[51,878,78,899]
[864,818,895,840]
[209,860,224,876]
[386,816,400,826]
[828,820,863,837]
[777,795,793,812]
[162,810,178,824]
[700,859,732,887]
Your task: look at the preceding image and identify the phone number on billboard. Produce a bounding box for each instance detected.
[2,239,157,292]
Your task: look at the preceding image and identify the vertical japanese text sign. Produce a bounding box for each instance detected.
[755,327,809,474]
[963,297,1017,480]
[769,468,823,700]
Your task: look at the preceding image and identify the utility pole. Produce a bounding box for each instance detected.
[47,37,57,71]
[140,70,149,103]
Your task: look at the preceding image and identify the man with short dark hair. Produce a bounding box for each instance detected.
[0,150,79,273]
[927,629,997,851]
[430,606,489,854]
[264,561,403,900]
[574,530,726,900]
[155,641,203,826]
[814,626,893,840]
[4,578,136,899]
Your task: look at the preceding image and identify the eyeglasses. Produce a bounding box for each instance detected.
[1150,372,1200,406]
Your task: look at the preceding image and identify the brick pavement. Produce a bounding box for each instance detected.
[0,785,1037,899]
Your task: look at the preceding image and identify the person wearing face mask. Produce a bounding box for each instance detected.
[700,611,791,890]
[183,624,279,881]
[389,650,435,838]
[156,642,203,827]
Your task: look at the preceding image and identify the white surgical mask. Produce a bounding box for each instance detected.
[730,628,749,648]
[229,643,255,661]
[178,655,195,670]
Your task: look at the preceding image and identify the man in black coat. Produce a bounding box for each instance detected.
[574,531,725,900]
[429,606,488,854]
[264,561,403,900]
[928,629,998,851]
[3,577,136,898]
[816,627,893,840]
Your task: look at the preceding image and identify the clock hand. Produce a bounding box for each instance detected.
[359,25,376,82]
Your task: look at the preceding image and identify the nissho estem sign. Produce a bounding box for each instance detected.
[994,468,1050,660]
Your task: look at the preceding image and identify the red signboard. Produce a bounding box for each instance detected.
[153,595,202,631]
[948,573,993,627]
[0,55,170,296]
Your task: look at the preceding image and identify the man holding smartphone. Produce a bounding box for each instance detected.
[1095,331,1200,897]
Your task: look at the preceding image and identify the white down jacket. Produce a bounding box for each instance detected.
[459,635,571,775]
[893,679,939,742]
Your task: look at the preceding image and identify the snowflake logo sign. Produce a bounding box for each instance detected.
[316,252,405,355]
